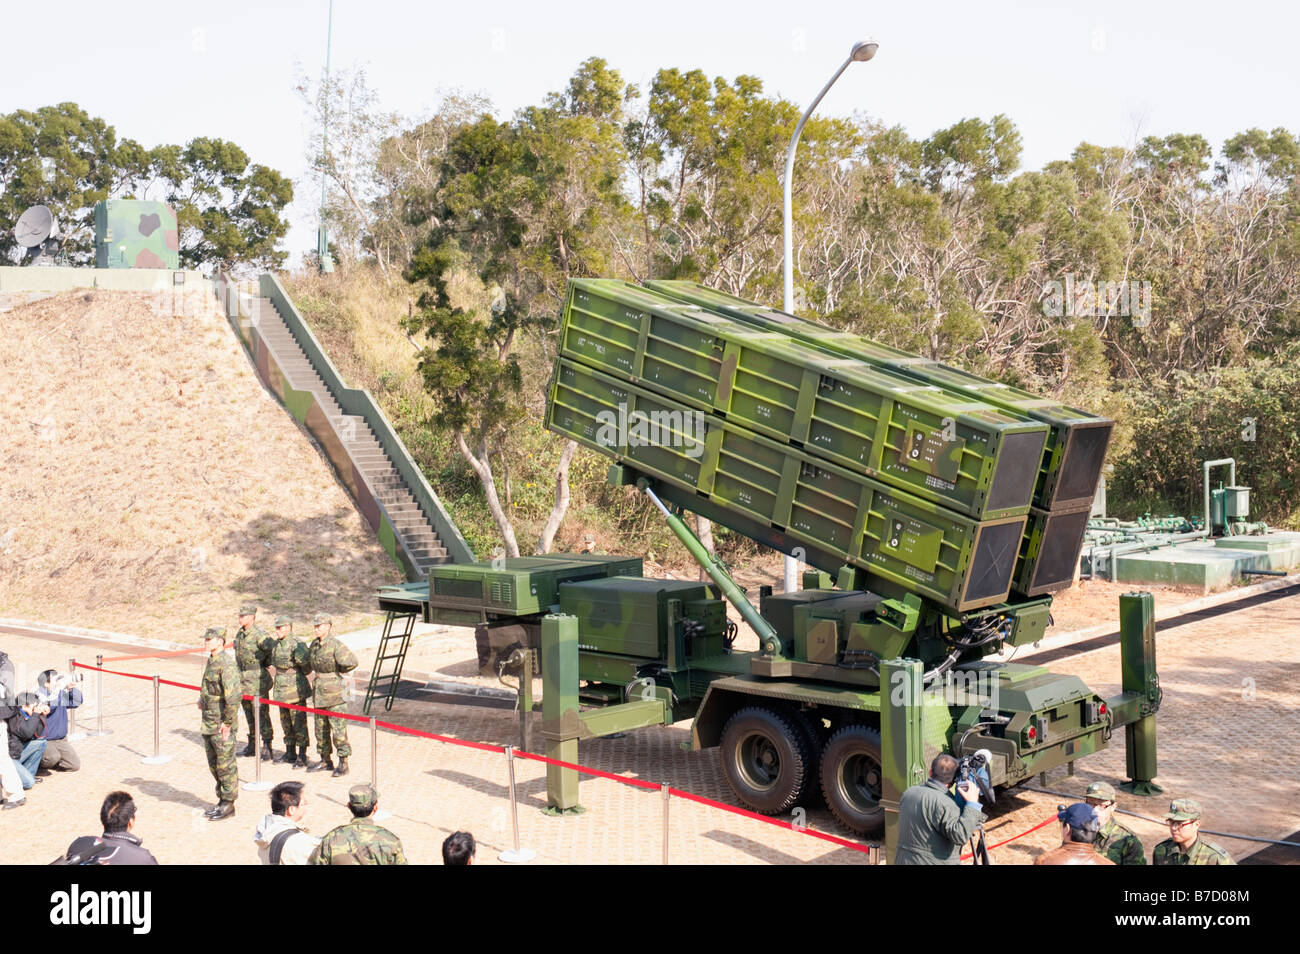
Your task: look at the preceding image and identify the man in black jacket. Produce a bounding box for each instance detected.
[63,792,159,865]
[7,691,47,789]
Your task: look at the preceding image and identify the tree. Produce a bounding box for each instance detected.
[0,103,291,271]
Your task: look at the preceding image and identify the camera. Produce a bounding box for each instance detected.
[956,748,996,806]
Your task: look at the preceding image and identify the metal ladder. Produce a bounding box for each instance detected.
[363,611,417,714]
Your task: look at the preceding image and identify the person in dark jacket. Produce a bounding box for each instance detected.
[7,691,47,789]
[64,791,159,865]
[36,670,82,772]
[893,754,986,865]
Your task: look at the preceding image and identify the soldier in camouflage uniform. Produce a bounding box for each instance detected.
[309,784,407,865]
[1153,798,1235,865]
[305,613,357,777]
[199,626,241,821]
[1085,781,1146,865]
[233,604,275,760]
[270,616,313,769]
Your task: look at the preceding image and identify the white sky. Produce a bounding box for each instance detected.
[5,0,1298,268]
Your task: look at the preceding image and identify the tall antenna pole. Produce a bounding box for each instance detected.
[317,0,335,273]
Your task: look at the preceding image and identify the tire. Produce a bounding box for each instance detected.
[719,706,815,815]
[789,709,827,809]
[820,724,885,837]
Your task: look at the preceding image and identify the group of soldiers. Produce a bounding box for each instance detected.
[198,605,359,821]
[1067,781,1234,866]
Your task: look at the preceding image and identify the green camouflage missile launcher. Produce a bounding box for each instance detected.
[375,278,1160,849]
[548,357,1026,613]
[562,279,1048,523]
[93,200,180,269]
[645,280,1112,596]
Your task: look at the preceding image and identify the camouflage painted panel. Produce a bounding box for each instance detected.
[93,200,180,269]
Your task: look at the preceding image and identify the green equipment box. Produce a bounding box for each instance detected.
[94,200,180,269]
[561,279,1047,521]
[644,280,1112,515]
[548,358,1025,613]
[558,576,717,662]
[426,555,643,625]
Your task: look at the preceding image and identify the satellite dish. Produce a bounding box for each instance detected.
[14,205,56,248]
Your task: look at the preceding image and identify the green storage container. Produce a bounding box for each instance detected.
[548,358,1026,613]
[426,555,643,623]
[558,576,711,661]
[645,280,1113,514]
[561,279,1047,521]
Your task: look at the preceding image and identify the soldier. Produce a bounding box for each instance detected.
[270,616,313,769]
[309,784,407,865]
[1153,798,1236,865]
[198,626,241,821]
[305,613,357,777]
[233,603,275,760]
[1085,781,1146,865]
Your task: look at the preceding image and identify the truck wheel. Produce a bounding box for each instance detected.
[820,725,885,837]
[720,706,814,815]
[789,709,827,809]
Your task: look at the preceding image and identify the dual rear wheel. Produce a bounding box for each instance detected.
[719,705,884,837]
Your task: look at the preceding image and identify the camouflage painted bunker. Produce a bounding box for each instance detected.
[94,199,180,269]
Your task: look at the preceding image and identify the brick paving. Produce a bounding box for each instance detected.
[2,586,1297,865]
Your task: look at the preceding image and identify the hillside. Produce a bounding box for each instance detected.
[0,288,403,639]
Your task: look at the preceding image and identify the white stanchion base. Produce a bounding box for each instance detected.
[141,755,172,765]
[91,730,113,737]
[66,732,87,742]
[242,781,273,791]
[499,847,536,864]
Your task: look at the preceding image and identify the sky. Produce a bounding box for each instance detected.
[4,0,1298,268]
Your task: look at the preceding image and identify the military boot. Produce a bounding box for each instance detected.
[308,756,334,773]
[204,800,236,821]
[293,749,310,770]
[239,739,256,757]
[276,744,296,765]
[332,757,349,778]
[261,741,274,761]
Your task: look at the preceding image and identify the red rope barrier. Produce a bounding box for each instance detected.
[101,647,206,663]
[961,814,1058,860]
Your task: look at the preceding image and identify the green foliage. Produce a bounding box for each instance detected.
[0,102,291,269]
[1109,344,1300,526]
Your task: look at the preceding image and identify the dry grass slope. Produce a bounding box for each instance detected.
[0,288,402,639]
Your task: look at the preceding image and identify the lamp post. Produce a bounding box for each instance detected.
[780,37,877,594]
[317,0,335,274]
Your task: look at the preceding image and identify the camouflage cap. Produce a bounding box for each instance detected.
[204,626,228,642]
[347,784,377,813]
[274,615,292,627]
[238,604,257,617]
[1164,797,1202,822]
[1058,802,1100,834]
[1085,781,1117,802]
[312,613,332,626]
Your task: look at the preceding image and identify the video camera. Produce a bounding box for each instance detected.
[955,748,996,808]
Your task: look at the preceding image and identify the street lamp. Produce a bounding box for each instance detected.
[780,37,878,593]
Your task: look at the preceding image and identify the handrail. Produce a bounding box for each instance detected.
[257,273,474,566]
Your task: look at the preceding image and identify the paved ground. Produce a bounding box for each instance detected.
[2,582,1298,865]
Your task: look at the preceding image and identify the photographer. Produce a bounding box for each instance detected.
[6,691,48,789]
[36,669,83,772]
[894,753,986,865]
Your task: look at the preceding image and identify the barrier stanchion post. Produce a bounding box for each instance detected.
[93,655,112,737]
[142,675,172,765]
[661,783,670,864]
[370,717,378,786]
[243,695,271,791]
[498,745,536,864]
[67,658,86,741]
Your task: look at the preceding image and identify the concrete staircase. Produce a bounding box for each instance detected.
[245,294,454,577]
